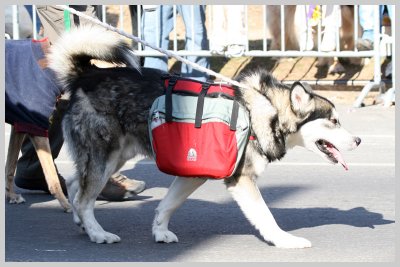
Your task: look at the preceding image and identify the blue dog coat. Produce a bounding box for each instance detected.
[5,38,63,137]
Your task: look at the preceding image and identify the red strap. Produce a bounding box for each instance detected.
[32,37,49,43]
[164,78,236,97]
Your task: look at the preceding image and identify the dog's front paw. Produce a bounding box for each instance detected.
[89,231,121,244]
[153,229,179,243]
[269,232,312,249]
[63,203,72,213]
[8,193,26,204]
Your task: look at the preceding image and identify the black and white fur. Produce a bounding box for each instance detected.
[49,26,361,248]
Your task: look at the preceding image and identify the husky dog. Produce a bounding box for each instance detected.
[49,26,361,248]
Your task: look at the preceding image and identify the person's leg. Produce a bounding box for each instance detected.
[320,5,339,52]
[129,5,139,50]
[35,5,66,44]
[209,5,226,55]
[383,5,393,78]
[35,5,98,44]
[295,5,314,51]
[24,5,42,34]
[225,5,246,57]
[225,5,246,46]
[177,5,210,81]
[386,5,393,20]
[357,5,375,50]
[95,5,103,21]
[142,5,173,72]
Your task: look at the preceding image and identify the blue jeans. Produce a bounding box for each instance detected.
[142,5,210,81]
[24,5,42,34]
[359,5,393,41]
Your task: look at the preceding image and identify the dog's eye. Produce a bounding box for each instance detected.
[330,118,338,124]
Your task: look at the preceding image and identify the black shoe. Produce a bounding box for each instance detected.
[15,173,67,195]
[356,38,373,51]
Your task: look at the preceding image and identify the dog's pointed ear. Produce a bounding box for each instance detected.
[290,82,313,113]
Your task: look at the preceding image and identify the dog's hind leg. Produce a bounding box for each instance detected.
[66,174,82,228]
[153,176,207,243]
[226,175,312,248]
[5,127,26,204]
[30,135,71,212]
[73,157,122,244]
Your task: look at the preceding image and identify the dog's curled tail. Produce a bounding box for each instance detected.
[48,25,140,91]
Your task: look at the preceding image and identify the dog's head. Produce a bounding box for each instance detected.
[236,70,361,169]
[286,82,361,170]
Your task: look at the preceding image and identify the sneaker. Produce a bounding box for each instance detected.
[225,44,245,58]
[356,38,373,51]
[210,45,226,56]
[99,174,146,201]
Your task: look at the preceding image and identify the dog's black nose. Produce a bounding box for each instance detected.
[354,137,361,146]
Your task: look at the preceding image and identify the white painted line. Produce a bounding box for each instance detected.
[357,135,395,138]
[270,162,395,167]
[54,160,394,167]
[34,249,67,252]
[4,133,395,138]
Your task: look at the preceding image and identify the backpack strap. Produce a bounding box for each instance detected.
[195,82,211,128]
[165,76,178,122]
[229,100,239,131]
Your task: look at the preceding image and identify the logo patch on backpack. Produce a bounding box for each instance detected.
[187,148,197,162]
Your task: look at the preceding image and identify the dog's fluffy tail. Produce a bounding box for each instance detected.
[48,25,140,91]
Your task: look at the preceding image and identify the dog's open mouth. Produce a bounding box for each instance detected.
[316,140,348,170]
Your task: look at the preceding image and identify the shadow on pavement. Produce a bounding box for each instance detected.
[5,181,394,262]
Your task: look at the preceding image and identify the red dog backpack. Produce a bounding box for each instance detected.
[148,75,250,179]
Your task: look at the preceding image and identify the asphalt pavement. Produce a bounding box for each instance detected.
[4,104,396,262]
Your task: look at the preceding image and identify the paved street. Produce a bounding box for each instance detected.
[4,104,395,262]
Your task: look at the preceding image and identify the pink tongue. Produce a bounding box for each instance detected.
[326,144,348,170]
